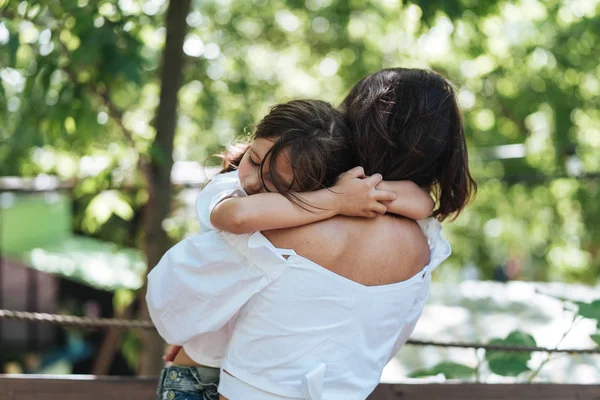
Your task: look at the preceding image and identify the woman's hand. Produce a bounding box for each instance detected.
[333,167,397,217]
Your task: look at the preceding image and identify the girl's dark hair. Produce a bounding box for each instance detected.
[219,99,352,205]
[219,142,249,173]
[341,68,477,221]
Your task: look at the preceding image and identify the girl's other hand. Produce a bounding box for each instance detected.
[333,167,397,217]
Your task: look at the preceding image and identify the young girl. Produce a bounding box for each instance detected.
[147,99,434,400]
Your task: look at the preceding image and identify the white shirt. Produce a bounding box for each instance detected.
[146,170,451,399]
[146,171,290,367]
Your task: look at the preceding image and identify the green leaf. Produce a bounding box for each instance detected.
[576,300,600,326]
[591,333,600,347]
[409,362,476,379]
[485,330,536,377]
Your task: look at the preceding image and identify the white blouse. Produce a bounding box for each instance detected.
[146,171,290,367]
[146,170,451,399]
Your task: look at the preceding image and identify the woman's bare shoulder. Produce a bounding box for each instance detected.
[345,216,430,282]
[264,216,430,285]
[264,217,349,265]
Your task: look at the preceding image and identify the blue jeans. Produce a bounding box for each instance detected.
[157,365,220,400]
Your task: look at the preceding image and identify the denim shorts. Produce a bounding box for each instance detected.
[157,365,220,400]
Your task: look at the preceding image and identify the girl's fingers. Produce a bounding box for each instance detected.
[372,202,388,215]
[364,173,383,186]
[373,190,397,202]
[346,166,366,179]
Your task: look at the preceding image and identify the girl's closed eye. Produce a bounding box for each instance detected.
[249,156,260,167]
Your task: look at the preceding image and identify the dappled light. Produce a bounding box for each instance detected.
[1,0,598,281]
[1,0,599,388]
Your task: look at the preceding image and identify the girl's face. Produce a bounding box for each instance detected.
[237,138,295,195]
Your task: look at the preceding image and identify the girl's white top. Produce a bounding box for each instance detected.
[146,170,451,400]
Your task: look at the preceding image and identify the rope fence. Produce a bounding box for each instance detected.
[1,309,599,355]
[0,309,154,330]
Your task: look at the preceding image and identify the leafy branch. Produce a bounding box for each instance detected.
[409,293,600,382]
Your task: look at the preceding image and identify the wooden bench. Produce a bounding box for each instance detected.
[1,375,599,399]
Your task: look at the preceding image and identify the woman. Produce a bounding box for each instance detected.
[150,99,433,400]
[163,68,475,400]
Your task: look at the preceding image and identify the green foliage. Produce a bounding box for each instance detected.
[542,292,600,350]
[120,331,142,371]
[113,288,136,314]
[485,331,536,376]
[576,300,600,328]
[410,294,600,381]
[576,300,600,345]
[1,0,600,283]
[82,190,135,233]
[409,361,476,379]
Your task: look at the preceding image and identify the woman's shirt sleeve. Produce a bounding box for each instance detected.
[146,233,278,345]
[146,171,289,346]
[195,170,246,232]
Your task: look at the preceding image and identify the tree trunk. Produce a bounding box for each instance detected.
[137,0,191,376]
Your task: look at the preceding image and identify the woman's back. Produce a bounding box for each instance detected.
[218,217,449,400]
[265,215,430,287]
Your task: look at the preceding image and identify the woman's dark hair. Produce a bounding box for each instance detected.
[218,99,352,206]
[341,68,476,221]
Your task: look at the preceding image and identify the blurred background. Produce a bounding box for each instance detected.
[0,0,599,384]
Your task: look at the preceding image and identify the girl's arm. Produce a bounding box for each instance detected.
[376,180,434,220]
[211,167,396,234]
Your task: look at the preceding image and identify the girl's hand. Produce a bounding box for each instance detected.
[333,167,397,217]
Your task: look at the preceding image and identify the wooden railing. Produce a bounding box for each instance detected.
[1,375,599,400]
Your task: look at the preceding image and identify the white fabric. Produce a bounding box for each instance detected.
[147,171,290,367]
[219,223,450,400]
[194,171,245,232]
[146,170,452,398]
[218,370,303,400]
